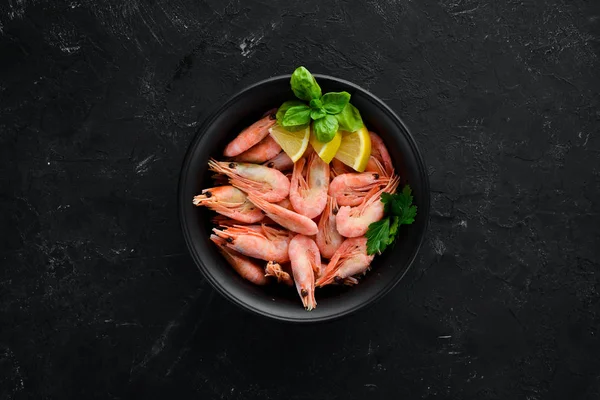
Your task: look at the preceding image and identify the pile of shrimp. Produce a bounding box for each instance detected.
[193,110,398,311]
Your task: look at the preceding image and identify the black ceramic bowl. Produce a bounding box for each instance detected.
[179,74,430,323]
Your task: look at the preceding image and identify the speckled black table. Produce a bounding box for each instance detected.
[1,0,599,399]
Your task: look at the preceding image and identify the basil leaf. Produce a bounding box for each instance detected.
[310,108,326,120]
[335,103,364,132]
[290,66,321,101]
[321,91,351,115]
[282,105,311,128]
[313,115,339,143]
[310,98,323,109]
[276,100,305,126]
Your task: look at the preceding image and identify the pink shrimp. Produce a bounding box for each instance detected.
[329,172,390,207]
[212,224,292,263]
[336,175,400,237]
[262,151,294,172]
[276,197,295,211]
[289,152,329,219]
[316,237,374,287]
[318,263,328,279]
[316,196,344,259]
[246,192,318,236]
[331,158,353,177]
[369,131,394,176]
[210,235,269,285]
[223,113,277,157]
[208,159,290,203]
[193,186,264,224]
[211,215,278,227]
[288,235,320,311]
[365,156,387,177]
[265,261,294,286]
[233,135,282,163]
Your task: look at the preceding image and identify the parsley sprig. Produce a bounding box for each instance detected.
[365,185,417,255]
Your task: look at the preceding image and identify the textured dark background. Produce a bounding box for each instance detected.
[1,0,600,399]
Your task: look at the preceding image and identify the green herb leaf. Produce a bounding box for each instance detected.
[276,100,305,126]
[321,91,351,115]
[313,115,339,143]
[388,216,400,246]
[310,108,327,120]
[365,185,417,256]
[309,98,323,109]
[382,185,417,225]
[366,219,391,255]
[381,192,394,214]
[335,103,364,132]
[282,104,311,128]
[290,66,321,101]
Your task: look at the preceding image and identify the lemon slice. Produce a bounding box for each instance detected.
[269,124,310,162]
[310,129,342,164]
[333,126,371,172]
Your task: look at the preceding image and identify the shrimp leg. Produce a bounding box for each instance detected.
[265,261,294,286]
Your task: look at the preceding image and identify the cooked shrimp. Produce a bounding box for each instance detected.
[365,156,387,177]
[234,135,282,163]
[316,196,344,259]
[331,158,353,177]
[212,224,292,263]
[246,193,318,236]
[316,237,374,287]
[210,235,269,285]
[289,152,329,219]
[288,235,320,310]
[265,261,294,286]
[208,159,290,203]
[318,263,328,279]
[329,172,390,207]
[193,186,264,224]
[336,175,400,237]
[223,113,276,157]
[276,197,295,211]
[369,131,394,176]
[262,151,294,172]
[211,215,278,227]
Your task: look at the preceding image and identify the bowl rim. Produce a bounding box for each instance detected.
[178,74,430,323]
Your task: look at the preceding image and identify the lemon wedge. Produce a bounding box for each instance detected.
[333,126,371,172]
[269,124,310,163]
[310,129,342,164]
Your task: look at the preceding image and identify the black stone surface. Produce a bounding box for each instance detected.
[1,0,599,398]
